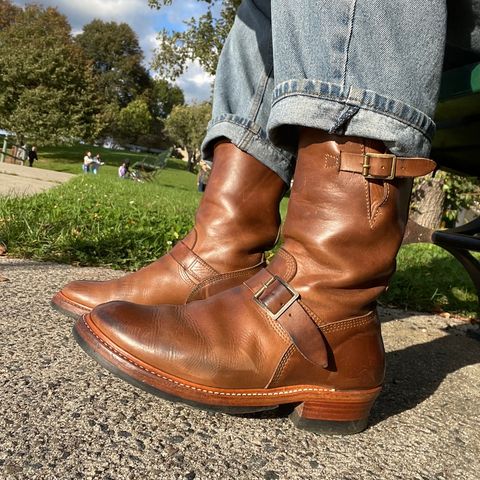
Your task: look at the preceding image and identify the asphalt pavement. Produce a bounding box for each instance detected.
[0,257,479,479]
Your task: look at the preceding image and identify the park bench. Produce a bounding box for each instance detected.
[129,148,172,182]
[404,54,480,310]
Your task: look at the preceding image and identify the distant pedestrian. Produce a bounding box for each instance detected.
[197,159,212,192]
[83,151,93,173]
[28,146,38,168]
[91,154,104,175]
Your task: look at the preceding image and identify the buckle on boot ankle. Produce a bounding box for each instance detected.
[253,275,299,320]
[362,153,397,180]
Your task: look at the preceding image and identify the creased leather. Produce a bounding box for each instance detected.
[57,143,286,311]
[85,130,432,394]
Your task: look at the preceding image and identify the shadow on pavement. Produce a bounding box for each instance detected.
[372,329,480,425]
[241,327,480,426]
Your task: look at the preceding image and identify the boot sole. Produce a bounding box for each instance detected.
[51,291,90,320]
[73,315,381,435]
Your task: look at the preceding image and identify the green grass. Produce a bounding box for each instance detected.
[381,244,479,318]
[1,144,478,317]
[1,168,200,270]
[34,143,179,176]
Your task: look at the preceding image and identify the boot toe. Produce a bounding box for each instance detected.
[61,280,101,309]
[86,301,177,367]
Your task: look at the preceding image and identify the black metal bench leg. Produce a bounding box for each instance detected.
[431,217,480,312]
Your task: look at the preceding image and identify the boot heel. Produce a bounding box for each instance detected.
[289,390,380,435]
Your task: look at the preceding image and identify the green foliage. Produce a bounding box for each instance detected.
[0,0,21,29]
[441,173,480,225]
[0,4,99,145]
[411,171,480,227]
[381,243,479,318]
[116,100,153,142]
[76,20,150,108]
[148,79,185,118]
[164,102,212,168]
[150,0,240,79]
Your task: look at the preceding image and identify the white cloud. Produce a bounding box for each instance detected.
[13,1,206,63]
[176,60,214,103]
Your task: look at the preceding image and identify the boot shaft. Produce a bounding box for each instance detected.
[184,142,287,273]
[269,129,413,323]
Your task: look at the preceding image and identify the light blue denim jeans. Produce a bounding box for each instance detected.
[202,0,449,184]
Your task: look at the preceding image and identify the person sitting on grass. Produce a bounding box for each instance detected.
[118,160,130,179]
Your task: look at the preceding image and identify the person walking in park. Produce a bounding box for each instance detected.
[27,146,38,167]
[54,1,464,434]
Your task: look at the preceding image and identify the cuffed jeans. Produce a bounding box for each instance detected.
[202,0,448,184]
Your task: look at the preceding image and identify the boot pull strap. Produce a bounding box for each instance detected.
[245,271,328,368]
[339,152,436,179]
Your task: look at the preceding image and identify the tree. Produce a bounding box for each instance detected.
[147,79,185,118]
[164,102,212,170]
[116,99,153,143]
[76,20,151,108]
[0,0,20,30]
[0,5,100,144]
[410,172,480,229]
[149,0,240,79]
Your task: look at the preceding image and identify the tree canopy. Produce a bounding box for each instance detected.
[0,2,186,148]
[164,102,212,170]
[0,4,99,144]
[76,20,151,108]
[149,0,240,79]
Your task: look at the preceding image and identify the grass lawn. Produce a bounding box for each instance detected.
[34,143,174,176]
[1,144,478,318]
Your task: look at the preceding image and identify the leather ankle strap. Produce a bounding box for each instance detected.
[339,152,436,179]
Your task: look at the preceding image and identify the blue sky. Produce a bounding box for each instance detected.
[14,1,214,101]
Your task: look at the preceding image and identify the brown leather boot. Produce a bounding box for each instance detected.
[73,129,435,434]
[52,142,286,318]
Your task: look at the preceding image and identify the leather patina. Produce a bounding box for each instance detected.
[52,142,286,318]
[74,130,435,434]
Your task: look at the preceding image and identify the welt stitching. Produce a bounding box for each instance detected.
[81,318,336,397]
[57,294,89,311]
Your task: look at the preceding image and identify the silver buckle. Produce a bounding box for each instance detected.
[253,275,299,320]
[362,153,397,180]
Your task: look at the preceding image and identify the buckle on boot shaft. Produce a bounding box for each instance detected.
[362,153,397,180]
[253,275,299,320]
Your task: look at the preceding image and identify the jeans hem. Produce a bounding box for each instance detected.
[268,80,436,157]
[202,114,294,184]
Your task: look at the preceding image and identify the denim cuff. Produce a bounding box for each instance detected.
[202,113,295,184]
[268,80,436,158]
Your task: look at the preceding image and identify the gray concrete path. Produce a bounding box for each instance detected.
[1,257,479,480]
[0,163,74,197]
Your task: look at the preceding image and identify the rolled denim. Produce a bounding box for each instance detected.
[202,0,447,183]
